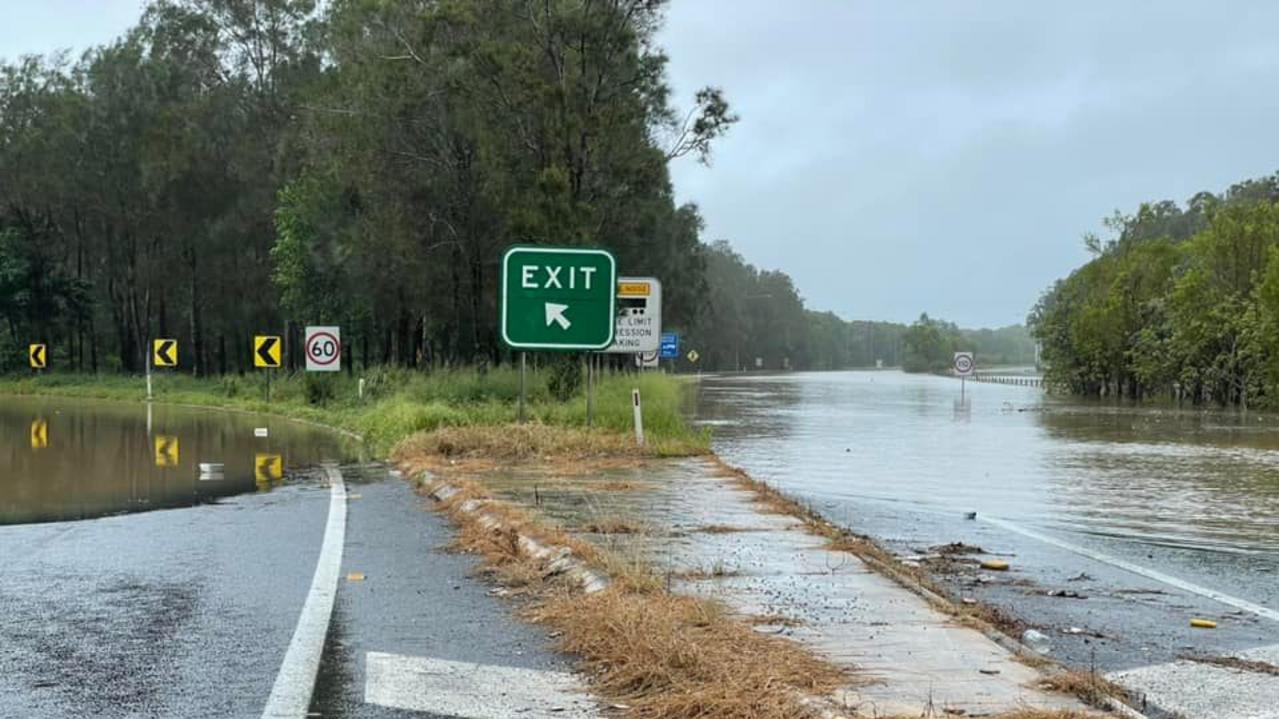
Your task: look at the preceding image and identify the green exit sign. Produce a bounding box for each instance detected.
[501,246,617,351]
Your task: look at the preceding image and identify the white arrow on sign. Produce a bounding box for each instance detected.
[545,302,571,330]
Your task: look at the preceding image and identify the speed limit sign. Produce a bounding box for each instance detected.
[953,351,975,377]
[305,326,342,372]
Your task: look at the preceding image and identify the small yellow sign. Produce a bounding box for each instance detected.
[153,339,178,368]
[617,281,652,297]
[155,435,180,467]
[254,335,282,368]
[29,344,47,369]
[687,349,700,364]
[256,453,283,484]
[30,419,48,449]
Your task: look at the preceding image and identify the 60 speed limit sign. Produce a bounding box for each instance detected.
[953,351,975,377]
[305,326,341,372]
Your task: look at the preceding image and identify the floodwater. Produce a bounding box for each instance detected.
[694,371,1279,612]
[0,395,358,526]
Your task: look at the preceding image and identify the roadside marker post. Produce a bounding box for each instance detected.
[632,389,644,446]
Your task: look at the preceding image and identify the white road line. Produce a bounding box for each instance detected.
[364,652,598,718]
[261,466,347,718]
[982,516,1279,623]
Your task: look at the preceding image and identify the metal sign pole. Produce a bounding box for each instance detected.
[586,354,594,428]
[519,352,527,423]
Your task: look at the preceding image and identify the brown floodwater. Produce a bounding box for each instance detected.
[0,395,358,526]
[694,370,1279,610]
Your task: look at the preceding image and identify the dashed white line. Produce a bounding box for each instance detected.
[982,515,1279,623]
[261,466,347,718]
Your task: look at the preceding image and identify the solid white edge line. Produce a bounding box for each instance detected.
[261,466,347,718]
[982,515,1279,623]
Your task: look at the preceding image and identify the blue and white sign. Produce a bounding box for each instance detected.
[659,332,680,359]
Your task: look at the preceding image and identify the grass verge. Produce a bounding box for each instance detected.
[0,366,709,457]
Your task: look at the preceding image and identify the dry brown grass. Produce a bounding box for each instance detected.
[1182,654,1279,675]
[1039,670,1129,708]
[696,524,753,534]
[534,588,842,719]
[878,709,1095,719]
[410,466,848,719]
[579,516,646,535]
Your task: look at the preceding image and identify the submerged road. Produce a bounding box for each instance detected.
[697,370,1279,718]
[0,397,590,718]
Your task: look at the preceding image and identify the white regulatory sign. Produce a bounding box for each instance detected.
[306,326,342,372]
[604,277,662,354]
[953,351,975,377]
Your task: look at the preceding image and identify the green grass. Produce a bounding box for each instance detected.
[0,366,708,457]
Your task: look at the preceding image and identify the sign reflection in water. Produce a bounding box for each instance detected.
[0,396,355,526]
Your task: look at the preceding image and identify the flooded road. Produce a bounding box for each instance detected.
[1,395,357,525]
[696,371,1279,671]
[0,395,576,717]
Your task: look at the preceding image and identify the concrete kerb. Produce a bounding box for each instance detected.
[854,551,1149,719]
[415,471,611,595]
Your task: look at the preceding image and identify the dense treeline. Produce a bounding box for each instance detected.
[0,0,1025,377]
[0,0,733,374]
[1030,173,1279,407]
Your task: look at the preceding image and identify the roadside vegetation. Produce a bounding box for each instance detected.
[1031,172,1279,407]
[0,367,707,457]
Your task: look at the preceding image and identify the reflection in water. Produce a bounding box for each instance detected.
[696,371,1279,556]
[0,396,356,526]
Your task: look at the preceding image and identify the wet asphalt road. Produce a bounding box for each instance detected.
[0,474,328,717]
[0,467,573,718]
[311,474,579,718]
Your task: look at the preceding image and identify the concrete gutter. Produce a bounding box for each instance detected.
[419,472,610,595]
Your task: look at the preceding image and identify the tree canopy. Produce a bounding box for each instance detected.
[1030,172,1279,406]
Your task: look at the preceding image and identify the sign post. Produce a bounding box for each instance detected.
[255,335,283,401]
[305,327,341,372]
[953,351,975,400]
[150,339,178,400]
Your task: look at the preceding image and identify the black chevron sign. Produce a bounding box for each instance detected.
[255,336,282,368]
[154,339,178,368]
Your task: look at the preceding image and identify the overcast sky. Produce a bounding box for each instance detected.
[5,2,1279,327]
